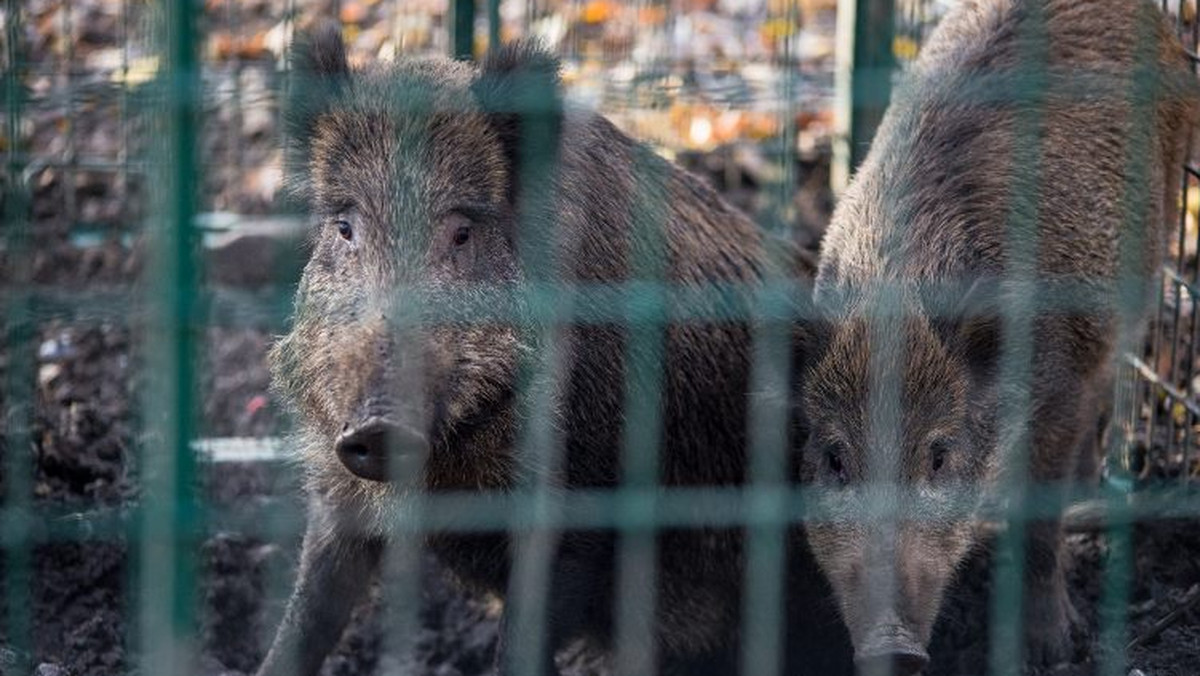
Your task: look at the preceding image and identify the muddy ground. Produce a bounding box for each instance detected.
[3,1,1200,675]
[7,307,1200,676]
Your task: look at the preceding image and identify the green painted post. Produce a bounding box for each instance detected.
[487,0,501,52]
[139,0,201,672]
[832,0,896,192]
[612,148,670,676]
[739,8,803,673]
[2,0,33,670]
[452,0,476,60]
[498,65,565,676]
[1096,15,1164,675]
[985,4,1049,673]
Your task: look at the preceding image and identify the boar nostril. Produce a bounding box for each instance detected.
[334,417,427,483]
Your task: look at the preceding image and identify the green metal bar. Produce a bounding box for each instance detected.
[61,0,78,230]
[116,1,139,670]
[499,62,565,676]
[1097,11,1164,674]
[487,0,501,52]
[452,0,476,60]
[833,0,896,192]
[138,0,201,671]
[2,0,33,669]
[4,482,1200,546]
[738,291,793,676]
[612,146,669,676]
[739,6,802,671]
[10,276,1173,333]
[986,3,1048,673]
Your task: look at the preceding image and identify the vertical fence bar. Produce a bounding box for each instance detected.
[501,62,566,676]
[1,0,33,669]
[117,0,139,669]
[611,149,668,676]
[139,0,200,672]
[737,284,792,676]
[985,4,1047,674]
[864,285,907,676]
[832,0,895,193]
[1098,11,1171,676]
[381,454,426,676]
[487,0,501,52]
[61,0,78,230]
[452,0,476,60]
[379,129,433,676]
[738,3,801,672]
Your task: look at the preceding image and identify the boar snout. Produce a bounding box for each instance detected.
[335,416,428,482]
[855,619,928,676]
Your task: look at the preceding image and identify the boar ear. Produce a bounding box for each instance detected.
[791,282,832,396]
[792,281,831,363]
[293,22,349,79]
[471,41,563,202]
[284,23,350,195]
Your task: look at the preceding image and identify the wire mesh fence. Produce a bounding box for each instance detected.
[1,1,1199,676]
[1125,1,1200,488]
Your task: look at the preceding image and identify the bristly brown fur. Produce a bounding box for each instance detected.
[257,31,843,676]
[799,0,1198,670]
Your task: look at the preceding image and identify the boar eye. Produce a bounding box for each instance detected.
[452,226,470,247]
[335,219,353,241]
[930,439,951,475]
[824,446,848,485]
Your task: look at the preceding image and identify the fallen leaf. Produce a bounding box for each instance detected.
[340,1,368,24]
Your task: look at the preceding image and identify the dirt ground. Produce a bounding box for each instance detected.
[3,1,1200,675]
[8,309,1200,676]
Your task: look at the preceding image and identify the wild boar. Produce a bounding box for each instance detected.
[255,25,839,676]
[797,0,1197,673]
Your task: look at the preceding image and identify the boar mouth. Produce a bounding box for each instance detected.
[854,622,929,676]
[335,416,428,482]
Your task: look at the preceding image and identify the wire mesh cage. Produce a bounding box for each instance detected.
[1120,1,1200,486]
[2,1,1199,676]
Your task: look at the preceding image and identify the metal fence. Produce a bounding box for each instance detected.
[1131,2,1200,487]
[1,1,1198,676]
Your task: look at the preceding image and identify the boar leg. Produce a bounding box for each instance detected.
[1022,366,1092,665]
[1072,367,1113,482]
[493,545,608,676]
[1022,520,1080,665]
[494,609,565,676]
[256,509,382,676]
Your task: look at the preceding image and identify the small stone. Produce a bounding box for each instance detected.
[35,664,68,676]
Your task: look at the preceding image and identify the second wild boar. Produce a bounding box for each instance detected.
[797,0,1198,673]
